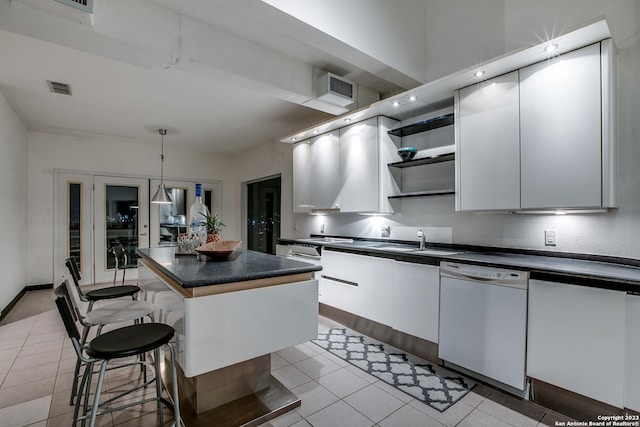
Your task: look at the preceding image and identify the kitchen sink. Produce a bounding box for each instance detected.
[411,249,460,256]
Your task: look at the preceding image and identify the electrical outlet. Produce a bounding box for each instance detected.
[545,230,556,246]
[381,226,391,237]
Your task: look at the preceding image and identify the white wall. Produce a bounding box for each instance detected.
[26,132,238,286]
[275,1,640,259]
[0,92,28,311]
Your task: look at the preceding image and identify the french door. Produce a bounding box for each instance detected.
[94,176,149,284]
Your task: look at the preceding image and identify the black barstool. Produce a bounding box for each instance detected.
[55,295,180,427]
[65,257,140,311]
[110,243,138,286]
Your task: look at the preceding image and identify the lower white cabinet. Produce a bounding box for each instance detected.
[626,294,640,411]
[358,256,394,326]
[318,250,360,314]
[392,262,439,343]
[527,279,625,408]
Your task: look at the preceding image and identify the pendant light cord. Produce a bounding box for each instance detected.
[160,129,167,182]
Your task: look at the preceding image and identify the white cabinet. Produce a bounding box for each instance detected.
[392,262,439,343]
[626,294,640,411]
[358,255,394,326]
[310,132,340,210]
[318,250,359,313]
[339,117,399,213]
[340,118,377,212]
[292,141,311,213]
[454,40,616,211]
[292,117,399,214]
[520,43,603,209]
[527,279,625,408]
[455,71,520,211]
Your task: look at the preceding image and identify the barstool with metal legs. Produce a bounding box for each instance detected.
[59,279,156,405]
[54,294,180,427]
[65,257,140,311]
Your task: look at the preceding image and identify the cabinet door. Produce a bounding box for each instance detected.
[456,71,520,211]
[292,141,311,213]
[357,255,393,326]
[310,132,340,210]
[626,294,640,411]
[340,118,378,213]
[392,262,439,343]
[527,280,625,407]
[319,250,359,313]
[520,43,602,209]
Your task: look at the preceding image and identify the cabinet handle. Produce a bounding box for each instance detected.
[321,275,358,287]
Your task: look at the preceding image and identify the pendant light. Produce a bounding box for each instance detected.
[151,128,172,204]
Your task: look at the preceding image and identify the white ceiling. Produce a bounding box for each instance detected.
[0,0,412,153]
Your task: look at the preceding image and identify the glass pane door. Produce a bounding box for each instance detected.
[94,176,149,284]
[54,172,92,286]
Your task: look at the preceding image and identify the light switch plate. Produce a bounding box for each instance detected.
[381,226,390,237]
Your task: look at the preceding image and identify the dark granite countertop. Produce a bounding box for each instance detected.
[137,246,322,288]
[278,236,640,291]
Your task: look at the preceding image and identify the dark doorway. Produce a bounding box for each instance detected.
[247,176,281,254]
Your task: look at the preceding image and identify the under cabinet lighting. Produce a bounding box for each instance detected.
[409,95,417,102]
[392,101,400,107]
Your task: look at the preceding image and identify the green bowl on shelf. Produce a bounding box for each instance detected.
[397,147,418,161]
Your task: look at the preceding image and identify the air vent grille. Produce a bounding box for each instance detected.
[54,0,93,13]
[329,76,353,99]
[47,80,72,96]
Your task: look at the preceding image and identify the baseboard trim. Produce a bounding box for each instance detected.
[0,283,54,323]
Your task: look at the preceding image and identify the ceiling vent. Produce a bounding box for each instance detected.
[47,80,72,96]
[317,72,355,107]
[53,0,93,13]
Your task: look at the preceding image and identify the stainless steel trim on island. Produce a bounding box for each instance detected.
[136,246,322,427]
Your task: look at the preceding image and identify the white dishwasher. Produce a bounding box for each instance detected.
[439,261,529,397]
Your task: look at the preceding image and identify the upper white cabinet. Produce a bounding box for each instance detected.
[455,71,520,211]
[527,279,625,408]
[293,117,399,214]
[455,40,616,211]
[292,141,311,213]
[340,117,399,213]
[520,42,606,209]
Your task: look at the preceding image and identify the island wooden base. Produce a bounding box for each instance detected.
[163,354,300,426]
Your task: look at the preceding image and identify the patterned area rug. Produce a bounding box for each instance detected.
[313,327,475,412]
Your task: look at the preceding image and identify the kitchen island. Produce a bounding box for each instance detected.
[136,246,322,427]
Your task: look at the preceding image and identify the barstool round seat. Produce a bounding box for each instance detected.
[85,285,140,301]
[83,300,156,325]
[86,323,175,359]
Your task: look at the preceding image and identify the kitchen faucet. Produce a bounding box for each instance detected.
[417,229,426,251]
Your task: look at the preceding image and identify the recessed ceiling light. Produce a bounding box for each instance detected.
[392,101,400,107]
[409,95,417,102]
[344,118,351,123]
[313,130,318,134]
[544,43,559,53]
[292,137,297,142]
[474,71,485,78]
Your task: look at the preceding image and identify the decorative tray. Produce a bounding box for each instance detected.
[195,240,242,260]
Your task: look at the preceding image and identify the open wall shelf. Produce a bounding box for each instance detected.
[389,152,455,168]
[389,190,455,199]
[388,113,454,137]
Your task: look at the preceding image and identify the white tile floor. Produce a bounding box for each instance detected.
[0,288,573,426]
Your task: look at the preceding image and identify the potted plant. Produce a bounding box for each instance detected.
[201,211,225,243]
